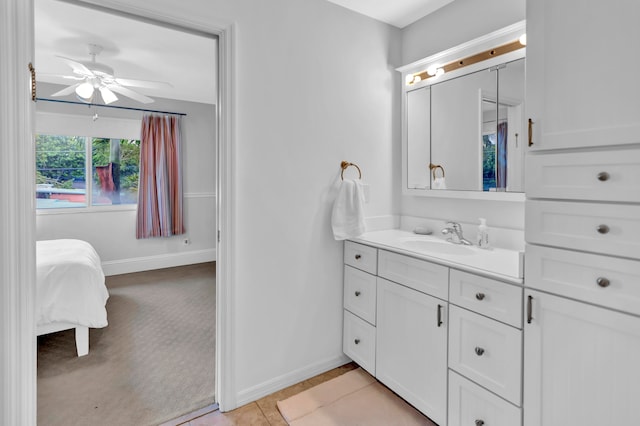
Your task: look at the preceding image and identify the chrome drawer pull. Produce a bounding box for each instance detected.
[355,254,362,260]
[597,224,610,234]
[474,347,485,356]
[355,291,361,296]
[597,171,610,182]
[475,420,485,426]
[437,304,443,327]
[354,338,360,345]
[597,277,611,288]
[475,292,485,301]
[527,295,533,324]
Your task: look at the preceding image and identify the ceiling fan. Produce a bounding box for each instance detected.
[48,43,172,104]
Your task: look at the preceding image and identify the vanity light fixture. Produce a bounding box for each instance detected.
[519,34,527,46]
[406,38,525,86]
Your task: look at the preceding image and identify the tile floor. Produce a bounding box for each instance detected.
[169,362,359,425]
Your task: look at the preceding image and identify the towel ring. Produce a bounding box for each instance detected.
[341,161,362,180]
[429,163,445,180]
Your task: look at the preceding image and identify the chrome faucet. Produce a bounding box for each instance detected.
[441,221,472,245]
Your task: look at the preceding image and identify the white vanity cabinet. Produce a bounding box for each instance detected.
[447,270,523,426]
[376,251,449,426]
[526,0,640,151]
[343,239,525,426]
[524,1,640,425]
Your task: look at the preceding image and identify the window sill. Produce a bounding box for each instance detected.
[36,204,137,215]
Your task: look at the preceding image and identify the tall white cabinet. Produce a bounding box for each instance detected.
[524,1,640,425]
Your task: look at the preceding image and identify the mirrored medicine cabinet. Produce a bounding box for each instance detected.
[399,21,527,201]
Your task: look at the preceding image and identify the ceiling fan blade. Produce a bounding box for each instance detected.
[114,78,173,89]
[37,73,85,83]
[50,83,82,97]
[99,87,118,105]
[55,55,94,76]
[105,85,154,104]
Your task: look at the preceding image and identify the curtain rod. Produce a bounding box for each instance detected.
[35,97,187,116]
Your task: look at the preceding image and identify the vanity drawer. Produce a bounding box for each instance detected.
[378,250,449,300]
[343,310,376,376]
[344,265,376,325]
[526,244,640,315]
[526,148,640,202]
[344,241,377,274]
[450,269,522,328]
[449,305,522,405]
[448,370,521,426]
[526,200,640,260]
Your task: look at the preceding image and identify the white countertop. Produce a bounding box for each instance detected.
[351,229,524,284]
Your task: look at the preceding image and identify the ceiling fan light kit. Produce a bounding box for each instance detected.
[49,43,171,105]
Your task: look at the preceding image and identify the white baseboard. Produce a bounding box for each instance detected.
[235,353,351,407]
[102,248,216,276]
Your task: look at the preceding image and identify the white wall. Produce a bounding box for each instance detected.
[401,0,526,234]
[73,0,400,405]
[35,83,217,274]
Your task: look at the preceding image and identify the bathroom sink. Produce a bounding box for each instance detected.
[400,239,474,256]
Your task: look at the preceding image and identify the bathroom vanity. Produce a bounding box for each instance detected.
[342,230,524,426]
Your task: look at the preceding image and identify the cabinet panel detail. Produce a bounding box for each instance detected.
[343,310,376,376]
[449,305,522,405]
[448,370,521,426]
[376,277,447,425]
[343,265,377,325]
[449,269,522,328]
[525,200,640,259]
[344,241,377,274]
[378,249,449,300]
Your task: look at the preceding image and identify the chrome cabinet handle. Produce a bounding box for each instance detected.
[597,277,611,288]
[354,254,362,260]
[355,291,361,296]
[527,295,533,324]
[597,172,610,182]
[437,304,443,327]
[528,118,534,147]
[475,292,485,301]
[475,347,485,356]
[597,224,610,234]
[475,420,485,426]
[354,338,360,345]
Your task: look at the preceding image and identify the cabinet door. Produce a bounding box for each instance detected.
[376,277,447,425]
[524,290,640,426]
[526,0,640,150]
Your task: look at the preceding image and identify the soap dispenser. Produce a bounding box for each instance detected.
[477,218,490,249]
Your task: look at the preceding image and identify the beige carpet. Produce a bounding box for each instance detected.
[37,262,216,426]
[277,368,436,426]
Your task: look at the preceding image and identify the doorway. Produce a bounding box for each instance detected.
[33,0,222,423]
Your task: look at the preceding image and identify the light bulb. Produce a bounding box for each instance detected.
[519,34,527,46]
[413,75,422,83]
[75,82,94,100]
[427,65,438,76]
[99,87,118,104]
[405,74,415,85]
[435,68,445,77]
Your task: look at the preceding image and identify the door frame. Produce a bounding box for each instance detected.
[1,1,238,422]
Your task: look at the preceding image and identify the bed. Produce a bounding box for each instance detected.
[36,239,109,357]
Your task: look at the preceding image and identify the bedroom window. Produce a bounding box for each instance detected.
[36,134,140,209]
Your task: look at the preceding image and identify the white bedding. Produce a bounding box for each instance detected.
[36,239,109,328]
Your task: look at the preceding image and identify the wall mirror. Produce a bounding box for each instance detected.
[399,21,526,200]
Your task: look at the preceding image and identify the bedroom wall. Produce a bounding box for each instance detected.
[35,84,217,275]
[400,0,526,232]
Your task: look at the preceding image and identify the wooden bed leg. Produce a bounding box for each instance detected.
[75,326,89,357]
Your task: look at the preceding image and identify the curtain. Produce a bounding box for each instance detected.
[136,114,185,239]
[496,121,508,189]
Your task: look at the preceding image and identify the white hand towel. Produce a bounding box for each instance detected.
[432,177,447,190]
[331,179,366,240]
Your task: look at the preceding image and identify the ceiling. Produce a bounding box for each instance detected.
[35,0,217,105]
[325,0,455,28]
[35,0,450,106]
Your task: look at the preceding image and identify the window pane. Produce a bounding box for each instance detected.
[36,134,87,209]
[92,138,140,206]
